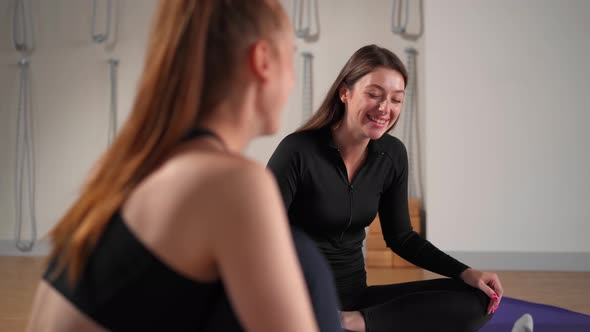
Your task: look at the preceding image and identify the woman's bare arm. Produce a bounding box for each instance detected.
[193,162,318,332]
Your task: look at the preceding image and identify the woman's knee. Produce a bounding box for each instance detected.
[425,280,492,331]
[460,288,493,331]
[432,278,492,314]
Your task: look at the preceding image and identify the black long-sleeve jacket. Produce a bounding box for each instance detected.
[267,128,469,294]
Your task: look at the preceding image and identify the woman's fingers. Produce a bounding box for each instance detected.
[483,274,503,314]
[480,282,499,314]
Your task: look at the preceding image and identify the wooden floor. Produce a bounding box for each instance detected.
[1,257,589,331]
[0,257,46,332]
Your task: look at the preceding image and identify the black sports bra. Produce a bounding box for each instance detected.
[44,129,242,331]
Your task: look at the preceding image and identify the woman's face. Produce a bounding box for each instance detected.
[340,67,405,140]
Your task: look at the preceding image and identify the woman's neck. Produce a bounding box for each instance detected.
[331,124,370,160]
[196,92,260,154]
[196,119,247,154]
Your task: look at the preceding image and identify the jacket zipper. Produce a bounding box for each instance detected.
[333,145,377,243]
[334,148,360,242]
[339,184,354,242]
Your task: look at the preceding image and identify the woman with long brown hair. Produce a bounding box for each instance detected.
[268,44,503,331]
[26,1,342,331]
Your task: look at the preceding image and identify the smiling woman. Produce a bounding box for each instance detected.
[299,45,408,135]
[337,66,406,140]
[268,44,501,332]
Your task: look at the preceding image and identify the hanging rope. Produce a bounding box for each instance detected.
[292,0,312,38]
[14,57,37,252]
[401,48,423,199]
[292,0,319,42]
[12,0,34,53]
[107,58,119,145]
[91,1,119,145]
[391,0,409,34]
[91,0,112,44]
[391,0,424,41]
[12,0,36,252]
[301,52,313,123]
[292,0,318,123]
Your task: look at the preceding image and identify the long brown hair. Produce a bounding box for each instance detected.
[49,0,283,284]
[299,44,408,132]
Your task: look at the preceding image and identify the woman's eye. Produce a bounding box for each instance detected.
[367,93,380,98]
[392,99,402,104]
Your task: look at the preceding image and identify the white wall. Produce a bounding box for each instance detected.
[1,0,588,269]
[0,0,423,253]
[424,0,590,254]
[0,0,157,248]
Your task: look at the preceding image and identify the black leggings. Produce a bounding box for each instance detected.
[204,226,343,331]
[340,278,492,332]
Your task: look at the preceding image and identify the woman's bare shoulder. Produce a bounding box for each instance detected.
[135,150,278,217]
[164,151,272,192]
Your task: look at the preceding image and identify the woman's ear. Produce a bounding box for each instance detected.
[249,39,272,82]
[338,85,348,103]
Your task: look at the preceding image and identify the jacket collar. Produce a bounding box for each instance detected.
[319,126,384,155]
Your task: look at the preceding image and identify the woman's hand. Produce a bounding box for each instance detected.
[460,268,504,315]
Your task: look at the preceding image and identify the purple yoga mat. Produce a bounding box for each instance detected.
[479,297,590,332]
